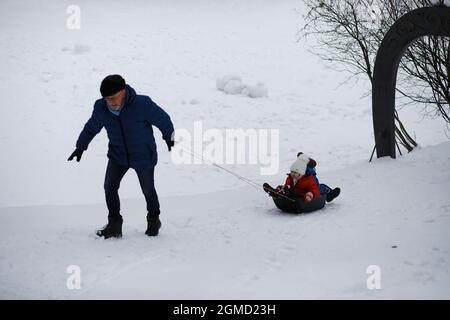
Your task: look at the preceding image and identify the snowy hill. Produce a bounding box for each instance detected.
[0,0,449,299]
[1,141,450,299]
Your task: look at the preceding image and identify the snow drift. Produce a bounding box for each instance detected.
[216,75,268,98]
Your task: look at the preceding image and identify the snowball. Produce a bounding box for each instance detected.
[216,75,241,91]
[223,79,244,95]
[248,82,268,98]
[240,85,251,96]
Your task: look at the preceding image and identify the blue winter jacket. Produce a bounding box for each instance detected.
[76,84,174,171]
[306,166,328,194]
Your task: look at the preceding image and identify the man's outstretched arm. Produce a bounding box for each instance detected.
[68,105,103,161]
[145,97,174,151]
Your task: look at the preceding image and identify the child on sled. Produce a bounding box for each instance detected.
[263,153,340,213]
[263,156,324,213]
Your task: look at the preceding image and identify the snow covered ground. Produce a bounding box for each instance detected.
[1,141,450,299]
[0,0,449,299]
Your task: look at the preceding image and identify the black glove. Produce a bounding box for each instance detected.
[165,139,174,152]
[67,148,84,162]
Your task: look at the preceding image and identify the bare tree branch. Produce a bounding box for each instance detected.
[300,0,450,153]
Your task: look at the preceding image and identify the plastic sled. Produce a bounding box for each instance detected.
[273,194,326,214]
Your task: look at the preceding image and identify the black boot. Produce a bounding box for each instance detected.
[326,187,341,202]
[145,216,161,237]
[263,183,282,198]
[96,217,123,239]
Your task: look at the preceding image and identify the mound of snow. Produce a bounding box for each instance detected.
[216,75,268,98]
[248,82,268,98]
[224,79,244,95]
[216,75,242,91]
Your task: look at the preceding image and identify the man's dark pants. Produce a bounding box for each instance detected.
[104,159,160,221]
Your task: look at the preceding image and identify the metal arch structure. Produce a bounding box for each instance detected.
[372,6,450,158]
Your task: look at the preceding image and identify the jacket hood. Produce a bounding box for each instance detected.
[123,84,137,107]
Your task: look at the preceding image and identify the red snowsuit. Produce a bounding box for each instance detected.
[279,174,321,201]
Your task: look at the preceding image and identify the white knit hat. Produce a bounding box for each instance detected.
[290,156,308,175]
[296,152,311,164]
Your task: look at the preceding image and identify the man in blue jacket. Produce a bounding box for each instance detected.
[68,75,174,239]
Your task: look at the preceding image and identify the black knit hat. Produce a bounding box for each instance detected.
[100,75,126,97]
